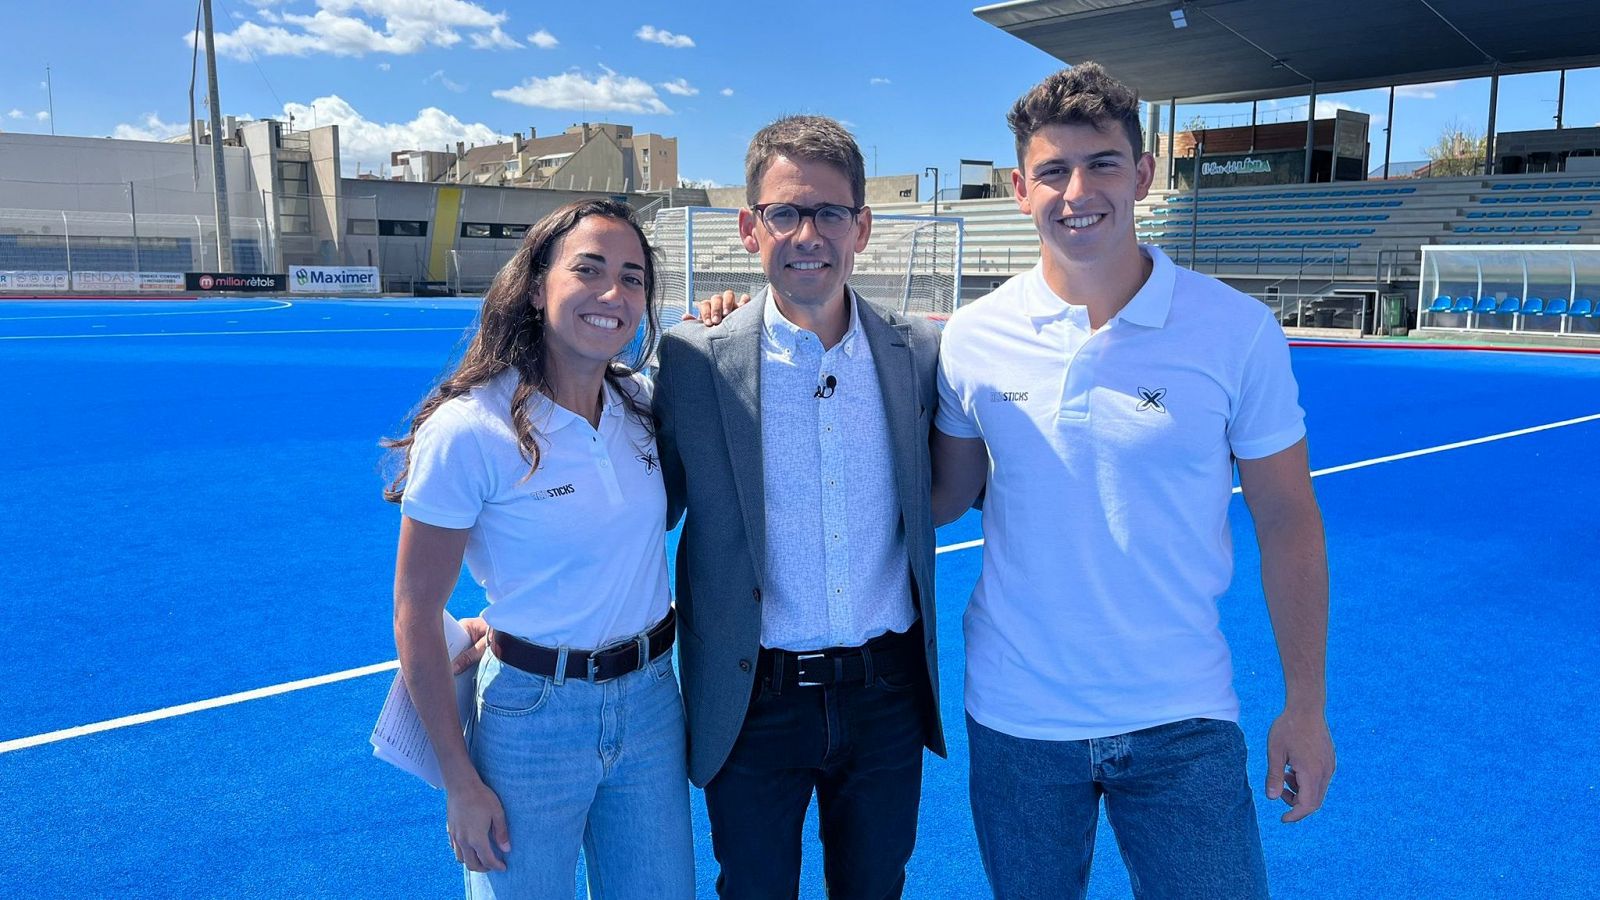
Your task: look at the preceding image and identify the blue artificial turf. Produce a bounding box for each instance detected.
[2,298,1597,898]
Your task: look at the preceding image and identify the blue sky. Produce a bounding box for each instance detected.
[2,1,1597,196]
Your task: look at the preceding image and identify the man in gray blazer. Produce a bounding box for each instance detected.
[653,115,944,900]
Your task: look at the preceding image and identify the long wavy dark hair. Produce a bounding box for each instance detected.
[383,198,659,503]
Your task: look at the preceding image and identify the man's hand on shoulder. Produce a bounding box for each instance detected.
[681,289,751,326]
[1265,708,1335,823]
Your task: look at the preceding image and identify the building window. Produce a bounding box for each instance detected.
[500,224,528,239]
[461,223,494,238]
[379,220,428,237]
[281,216,311,235]
[347,219,378,235]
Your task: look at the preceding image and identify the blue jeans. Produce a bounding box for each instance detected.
[703,667,928,899]
[464,647,694,900]
[967,715,1268,900]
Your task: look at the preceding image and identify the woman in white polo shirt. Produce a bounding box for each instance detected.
[383,199,692,899]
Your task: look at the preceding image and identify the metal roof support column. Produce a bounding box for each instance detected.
[1304,82,1317,183]
[1383,86,1395,180]
[1167,98,1177,190]
[1556,70,1566,130]
[1485,69,1500,176]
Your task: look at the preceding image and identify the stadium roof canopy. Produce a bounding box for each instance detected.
[974,0,1600,104]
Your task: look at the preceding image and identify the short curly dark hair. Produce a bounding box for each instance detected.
[1007,62,1144,166]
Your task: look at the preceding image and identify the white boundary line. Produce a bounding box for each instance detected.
[0,326,465,341]
[0,661,398,755]
[4,410,1598,755]
[0,299,294,322]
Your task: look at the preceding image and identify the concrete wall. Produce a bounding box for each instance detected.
[347,178,652,287]
[0,132,261,218]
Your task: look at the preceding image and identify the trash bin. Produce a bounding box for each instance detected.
[1384,293,1409,337]
[1313,308,1336,328]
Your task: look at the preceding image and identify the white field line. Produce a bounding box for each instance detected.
[0,300,294,322]
[0,661,398,755]
[5,410,1598,755]
[0,326,464,341]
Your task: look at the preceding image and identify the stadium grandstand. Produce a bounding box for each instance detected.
[871,0,1600,341]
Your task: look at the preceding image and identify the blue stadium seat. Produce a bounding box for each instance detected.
[1570,298,1594,317]
[1523,297,1546,315]
[1429,296,1454,313]
[1498,297,1522,314]
[1475,297,1499,314]
[1491,184,1512,191]
[1452,296,1476,313]
[1547,298,1570,315]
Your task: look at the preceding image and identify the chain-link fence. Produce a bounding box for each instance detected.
[0,178,272,289]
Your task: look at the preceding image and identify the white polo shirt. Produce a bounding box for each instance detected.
[936,245,1305,741]
[401,370,670,650]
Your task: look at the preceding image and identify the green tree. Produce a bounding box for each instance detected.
[1423,119,1487,177]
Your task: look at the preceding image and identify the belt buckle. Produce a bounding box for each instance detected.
[586,652,603,683]
[793,652,828,687]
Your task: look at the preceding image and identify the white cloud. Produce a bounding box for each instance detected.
[636,25,694,48]
[1395,81,1460,100]
[426,69,467,93]
[35,111,50,121]
[377,62,391,71]
[7,109,23,120]
[469,25,521,50]
[659,78,698,97]
[112,113,189,142]
[1314,99,1363,118]
[870,77,891,86]
[720,87,734,97]
[493,68,672,115]
[189,0,517,58]
[527,28,558,49]
[39,81,48,90]
[278,94,504,172]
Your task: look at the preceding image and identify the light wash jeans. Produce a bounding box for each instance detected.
[465,645,694,900]
[968,715,1269,900]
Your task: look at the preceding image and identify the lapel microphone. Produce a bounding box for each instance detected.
[814,374,837,399]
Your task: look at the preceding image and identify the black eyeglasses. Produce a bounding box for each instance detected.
[751,203,862,239]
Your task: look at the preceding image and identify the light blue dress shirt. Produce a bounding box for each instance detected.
[757,290,917,651]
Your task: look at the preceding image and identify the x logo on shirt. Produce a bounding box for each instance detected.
[637,451,660,474]
[1136,386,1168,414]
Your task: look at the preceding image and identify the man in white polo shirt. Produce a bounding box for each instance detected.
[932,63,1335,899]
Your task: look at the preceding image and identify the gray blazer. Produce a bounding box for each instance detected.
[653,290,946,788]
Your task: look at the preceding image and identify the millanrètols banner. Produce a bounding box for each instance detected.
[186,272,287,292]
[288,265,381,294]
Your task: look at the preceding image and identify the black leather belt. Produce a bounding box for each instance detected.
[757,621,922,689]
[491,608,675,683]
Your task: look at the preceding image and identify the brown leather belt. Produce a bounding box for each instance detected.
[490,608,675,683]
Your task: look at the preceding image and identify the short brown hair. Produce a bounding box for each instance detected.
[744,115,866,208]
[1007,62,1143,166]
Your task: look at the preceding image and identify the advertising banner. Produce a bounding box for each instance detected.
[140,272,188,291]
[71,271,142,291]
[0,271,71,291]
[186,272,288,292]
[288,265,381,294]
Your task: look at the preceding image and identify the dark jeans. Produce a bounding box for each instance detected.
[704,659,927,900]
[968,715,1269,900]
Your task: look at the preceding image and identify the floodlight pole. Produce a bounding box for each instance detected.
[925,167,940,216]
[45,65,55,135]
[201,0,233,271]
[1189,139,1203,269]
